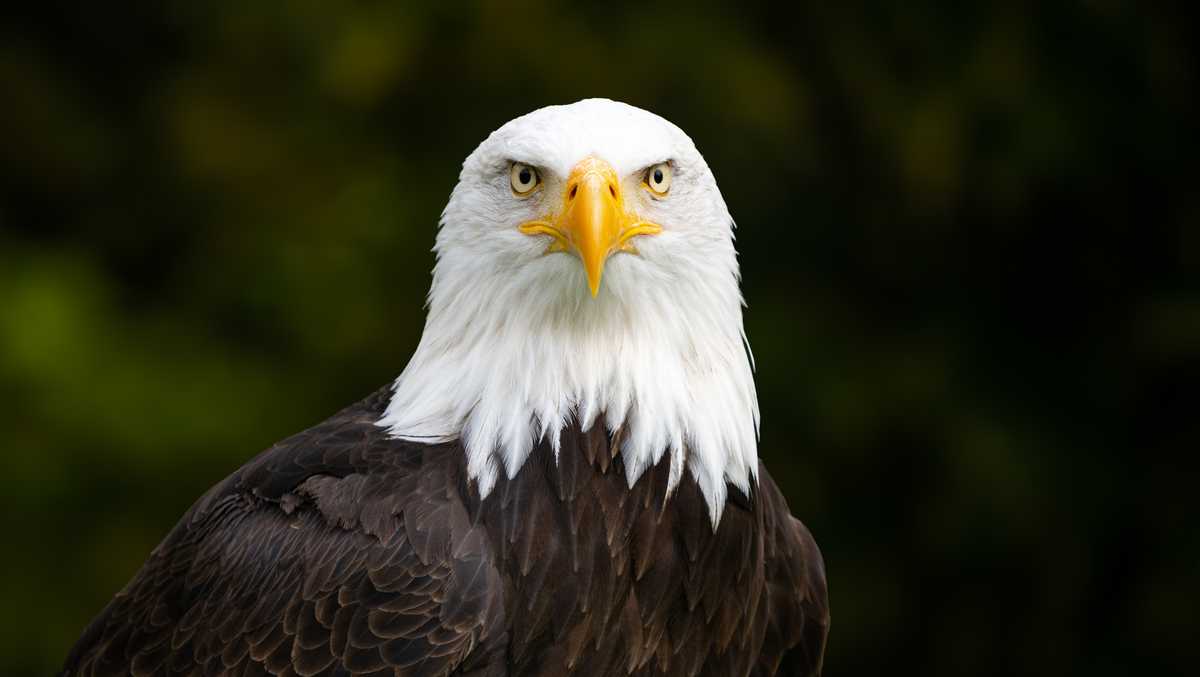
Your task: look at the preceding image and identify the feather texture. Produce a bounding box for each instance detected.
[62,386,827,676]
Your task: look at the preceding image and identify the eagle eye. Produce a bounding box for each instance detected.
[644,162,672,196]
[510,163,540,196]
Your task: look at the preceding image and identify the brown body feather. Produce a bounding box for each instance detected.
[62,387,828,676]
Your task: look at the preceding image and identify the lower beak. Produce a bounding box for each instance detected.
[519,157,661,297]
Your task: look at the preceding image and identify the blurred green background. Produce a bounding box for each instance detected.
[2,2,1196,675]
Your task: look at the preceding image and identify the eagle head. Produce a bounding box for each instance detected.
[380,99,759,524]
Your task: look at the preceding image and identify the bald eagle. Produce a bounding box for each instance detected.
[62,99,829,677]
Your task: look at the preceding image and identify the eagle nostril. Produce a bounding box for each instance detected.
[569,184,578,200]
[608,183,617,199]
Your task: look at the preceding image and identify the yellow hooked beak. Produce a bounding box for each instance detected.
[518,157,662,297]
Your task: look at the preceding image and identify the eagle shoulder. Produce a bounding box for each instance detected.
[756,469,830,676]
[62,387,508,677]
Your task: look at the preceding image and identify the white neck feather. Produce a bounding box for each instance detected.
[379,227,759,525]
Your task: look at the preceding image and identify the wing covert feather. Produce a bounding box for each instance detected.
[62,388,507,677]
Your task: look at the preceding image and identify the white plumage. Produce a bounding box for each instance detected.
[378,99,759,524]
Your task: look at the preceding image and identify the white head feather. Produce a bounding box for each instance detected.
[378,99,759,525]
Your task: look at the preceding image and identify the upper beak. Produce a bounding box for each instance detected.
[519,157,661,297]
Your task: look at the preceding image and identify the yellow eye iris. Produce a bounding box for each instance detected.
[645,162,672,195]
[510,163,540,195]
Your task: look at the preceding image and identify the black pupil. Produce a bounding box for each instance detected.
[519,168,531,185]
[653,168,663,184]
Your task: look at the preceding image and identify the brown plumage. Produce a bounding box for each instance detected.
[62,386,828,676]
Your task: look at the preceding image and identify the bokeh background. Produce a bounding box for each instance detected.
[2,2,1196,675]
